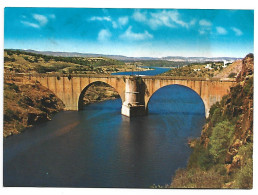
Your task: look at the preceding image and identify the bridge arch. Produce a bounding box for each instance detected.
[145,84,206,116]
[78,81,123,110]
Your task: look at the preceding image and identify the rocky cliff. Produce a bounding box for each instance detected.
[171,53,253,189]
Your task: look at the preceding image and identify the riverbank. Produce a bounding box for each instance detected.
[170,53,253,189]
[83,82,120,105]
[3,76,65,137]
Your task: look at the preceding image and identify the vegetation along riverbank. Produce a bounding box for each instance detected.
[170,53,253,189]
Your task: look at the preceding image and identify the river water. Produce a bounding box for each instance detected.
[3,67,205,188]
[111,66,171,76]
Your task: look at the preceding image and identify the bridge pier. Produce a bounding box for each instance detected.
[121,76,147,117]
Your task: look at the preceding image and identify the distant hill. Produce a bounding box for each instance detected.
[14,49,241,63]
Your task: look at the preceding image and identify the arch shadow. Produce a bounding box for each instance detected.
[78,81,122,110]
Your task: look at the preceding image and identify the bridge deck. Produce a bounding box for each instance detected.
[7,73,236,82]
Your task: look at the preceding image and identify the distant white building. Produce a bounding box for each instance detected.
[205,64,213,70]
[223,60,233,66]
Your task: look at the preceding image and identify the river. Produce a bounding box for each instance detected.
[111,66,171,76]
[3,67,205,188]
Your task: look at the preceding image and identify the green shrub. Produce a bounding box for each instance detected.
[233,142,253,188]
[209,121,235,163]
[232,159,253,189]
[238,142,253,159]
[210,107,223,126]
[187,141,213,170]
[208,102,221,120]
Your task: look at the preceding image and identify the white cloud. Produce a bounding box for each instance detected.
[89,16,118,29]
[167,11,189,28]
[132,10,147,22]
[21,13,55,29]
[198,19,212,35]
[118,16,128,26]
[120,26,153,40]
[90,15,129,29]
[133,10,195,30]
[149,11,175,29]
[231,27,243,36]
[199,19,212,26]
[98,29,111,41]
[21,21,40,29]
[216,26,227,35]
[89,16,111,22]
[33,14,48,26]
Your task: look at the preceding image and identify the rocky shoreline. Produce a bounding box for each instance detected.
[3,77,65,137]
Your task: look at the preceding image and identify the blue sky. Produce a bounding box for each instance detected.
[4,8,254,58]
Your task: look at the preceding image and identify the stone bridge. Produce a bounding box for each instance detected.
[29,74,236,117]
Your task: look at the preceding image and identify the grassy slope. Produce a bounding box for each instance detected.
[170,54,253,189]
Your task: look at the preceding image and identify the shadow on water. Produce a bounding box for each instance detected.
[3,84,205,188]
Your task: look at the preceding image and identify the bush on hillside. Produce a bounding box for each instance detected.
[209,121,235,163]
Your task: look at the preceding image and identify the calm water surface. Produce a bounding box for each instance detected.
[111,66,171,76]
[3,84,205,188]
